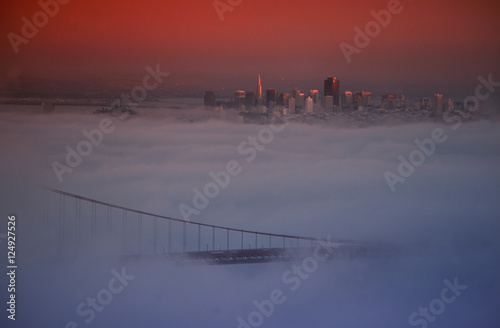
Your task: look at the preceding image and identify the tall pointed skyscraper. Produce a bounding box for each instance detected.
[257,74,262,98]
[257,74,263,106]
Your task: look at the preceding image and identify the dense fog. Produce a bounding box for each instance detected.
[0,105,499,327]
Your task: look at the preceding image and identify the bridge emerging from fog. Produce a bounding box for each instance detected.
[42,188,398,265]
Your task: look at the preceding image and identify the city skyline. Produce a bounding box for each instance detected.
[1,1,499,326]
[2,70,488,104]
[1,0,499,98]
[203,74,475,107]
[198,73,480,124]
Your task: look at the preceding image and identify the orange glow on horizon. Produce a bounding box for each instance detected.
[0,0,499,92]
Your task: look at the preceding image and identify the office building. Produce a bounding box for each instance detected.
[352,91,373,109]
[362,91,372,106]
[322,95,333,112]
[278,93,289,106]
[305,97,314,113]
[288,97,296,114]
[381,93,397,110]
[234,90,245,108]
[266,88,278,106]
[343,91,353,106]
[297,93,305,109]
[309,90,320,103]
[257,74,263,106]
[324,77,340,107]
[421,98,431,110]
[434,94,443,115]
[245,91,257,108]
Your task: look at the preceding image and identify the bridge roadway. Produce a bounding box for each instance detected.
[125,243,401,265]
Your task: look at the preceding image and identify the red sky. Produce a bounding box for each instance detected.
[1,0,499,96]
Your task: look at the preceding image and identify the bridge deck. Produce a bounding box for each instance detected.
[124,244,400,265]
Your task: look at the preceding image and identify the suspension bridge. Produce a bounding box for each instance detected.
[42,188,399,265]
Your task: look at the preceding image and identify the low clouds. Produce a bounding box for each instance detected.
[0,106,499,327]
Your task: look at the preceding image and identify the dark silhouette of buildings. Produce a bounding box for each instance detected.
[278,93,289,106]
[266,88,277,106]
[245,91,257,107]
[234,90,245,108]
[204,91,216,107]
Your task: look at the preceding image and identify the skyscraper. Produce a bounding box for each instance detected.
[362,91,372,106]
[305,97,313,113]
[381,93,397,110]
[343,91,353,106]
[288,97,296,114]
[309,90,320,103]
[434,94,443,115]
[245,91,257,108]
[257,74,262,106]
[297,93,305,109]
[266,88,277,106]
[322,95,333,112]
[278,93,289,107]
[234,90,245,108]
[324,77,340,109]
